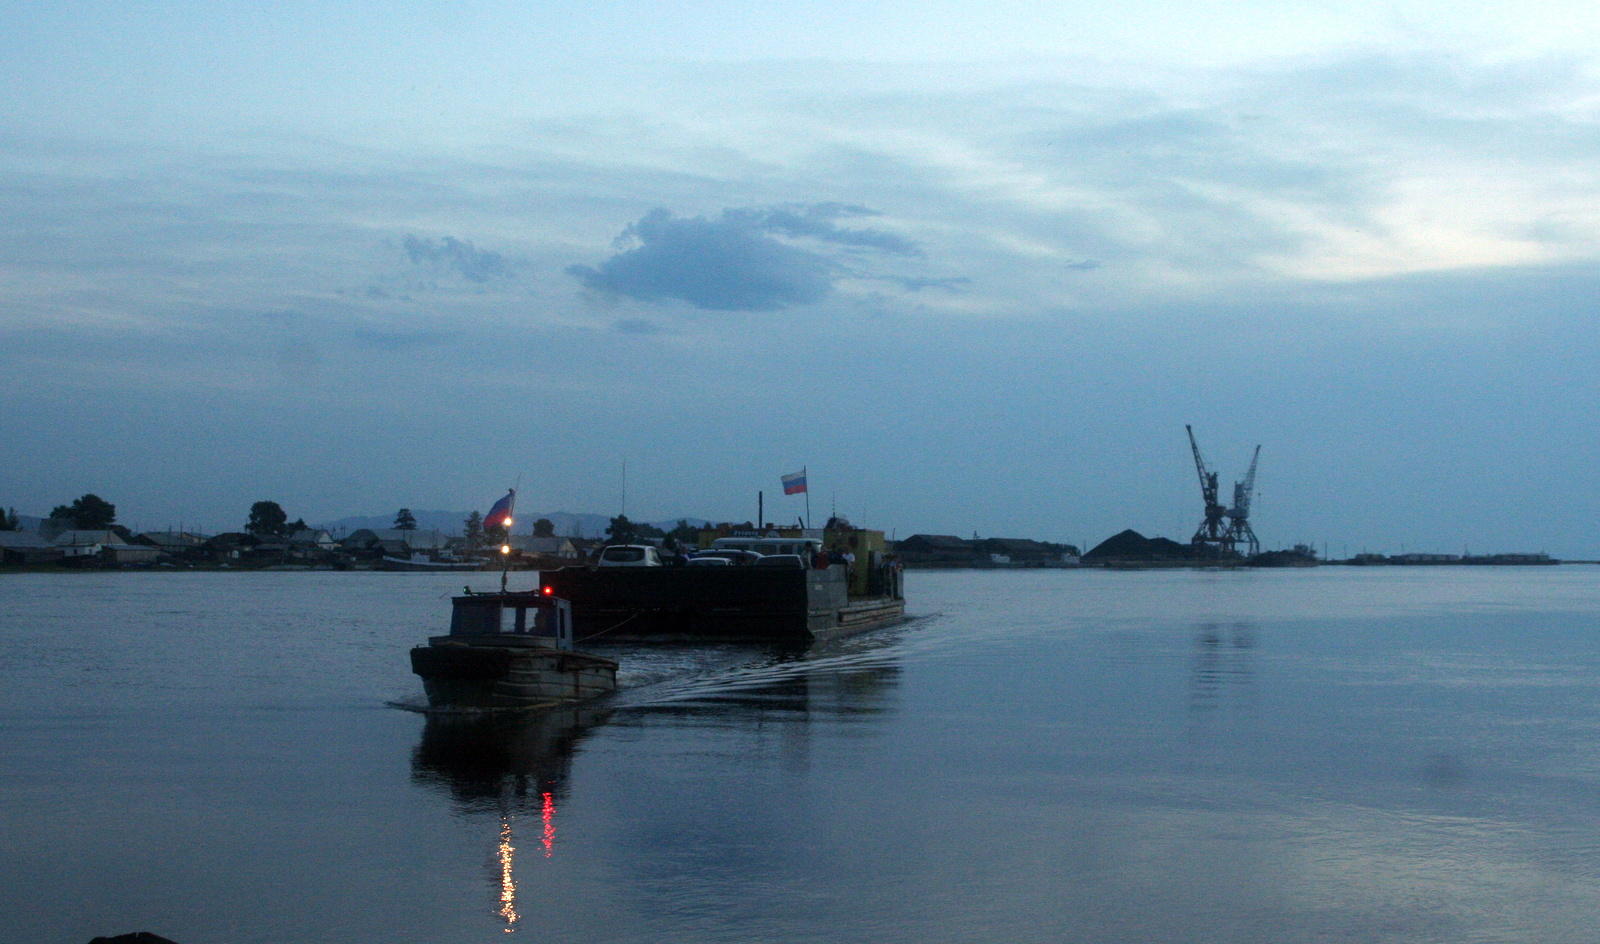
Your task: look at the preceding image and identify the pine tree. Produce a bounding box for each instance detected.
[394,508,418,530]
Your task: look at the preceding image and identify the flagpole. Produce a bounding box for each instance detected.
[804,466,810,530]
[500,486,517,594]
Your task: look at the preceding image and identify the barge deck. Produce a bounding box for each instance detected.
[539,564,904,641]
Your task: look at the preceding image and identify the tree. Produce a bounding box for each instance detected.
[50,494,116,529]
[0,507,17,531]
[605,514,637,545]
[394,508,418,531]
[666,519,700,548]
[532,518,555,538]
[463,511,483,548]
[246,501,289,537]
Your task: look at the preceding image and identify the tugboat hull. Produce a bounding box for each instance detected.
[411,637,618,710]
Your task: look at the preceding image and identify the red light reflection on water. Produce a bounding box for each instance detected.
[542,792,556,857]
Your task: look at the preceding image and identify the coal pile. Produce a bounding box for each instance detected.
[1082,529,1194,562]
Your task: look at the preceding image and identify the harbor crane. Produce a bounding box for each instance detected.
[1225,445,1261,556]
[1185,425,1262,558]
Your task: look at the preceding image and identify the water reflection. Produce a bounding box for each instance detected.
[496,816,518,930]
[411,707,609,933]
[411,707,608,812]
[409,635,905,932]
[1188,622,1257,710]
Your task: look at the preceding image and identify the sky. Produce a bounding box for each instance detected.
[3,1,1600,555]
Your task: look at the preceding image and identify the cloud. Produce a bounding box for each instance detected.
[403,234,508,283]
[723,203,922,256]
[614,318,661,335]
[894,276,973,291]
[567,204,920,311]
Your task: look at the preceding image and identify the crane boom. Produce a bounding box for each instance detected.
[1186,425,1228,550]
[1186,424,1211,494]
[1232,445,1260,517]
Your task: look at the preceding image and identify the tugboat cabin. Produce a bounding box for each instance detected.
[448,591,575,650]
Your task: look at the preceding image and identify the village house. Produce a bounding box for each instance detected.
[53,530,161,565]
[343,528,451,561]
[135,531,212,563]
[0,530,64,565]
[506,535,581,567]
[205,532,260,561]
[287,528,338,552]
[511,535,580,558]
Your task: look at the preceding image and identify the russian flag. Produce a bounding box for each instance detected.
[781,470,807,495]
[484,489,515,530]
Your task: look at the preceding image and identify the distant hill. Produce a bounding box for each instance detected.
[316,510,705,539]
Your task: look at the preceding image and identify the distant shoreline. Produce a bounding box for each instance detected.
[3,560,1588,575]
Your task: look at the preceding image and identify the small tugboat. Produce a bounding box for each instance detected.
[410,589,618,710]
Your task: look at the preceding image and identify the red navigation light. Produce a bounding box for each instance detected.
[541,585,554,596]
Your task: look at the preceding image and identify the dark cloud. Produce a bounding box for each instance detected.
[568,204,920,311]
[403,234,508,283]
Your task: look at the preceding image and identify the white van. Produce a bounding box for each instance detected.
[596,545,664,567]
[709,536,822,558]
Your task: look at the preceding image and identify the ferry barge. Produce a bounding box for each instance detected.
[410,590,618,710]
[539,525,906,641]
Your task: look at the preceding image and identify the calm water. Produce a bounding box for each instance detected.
[4,567,1600,943]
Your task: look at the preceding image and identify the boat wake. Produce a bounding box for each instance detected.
[603,613,944,712]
